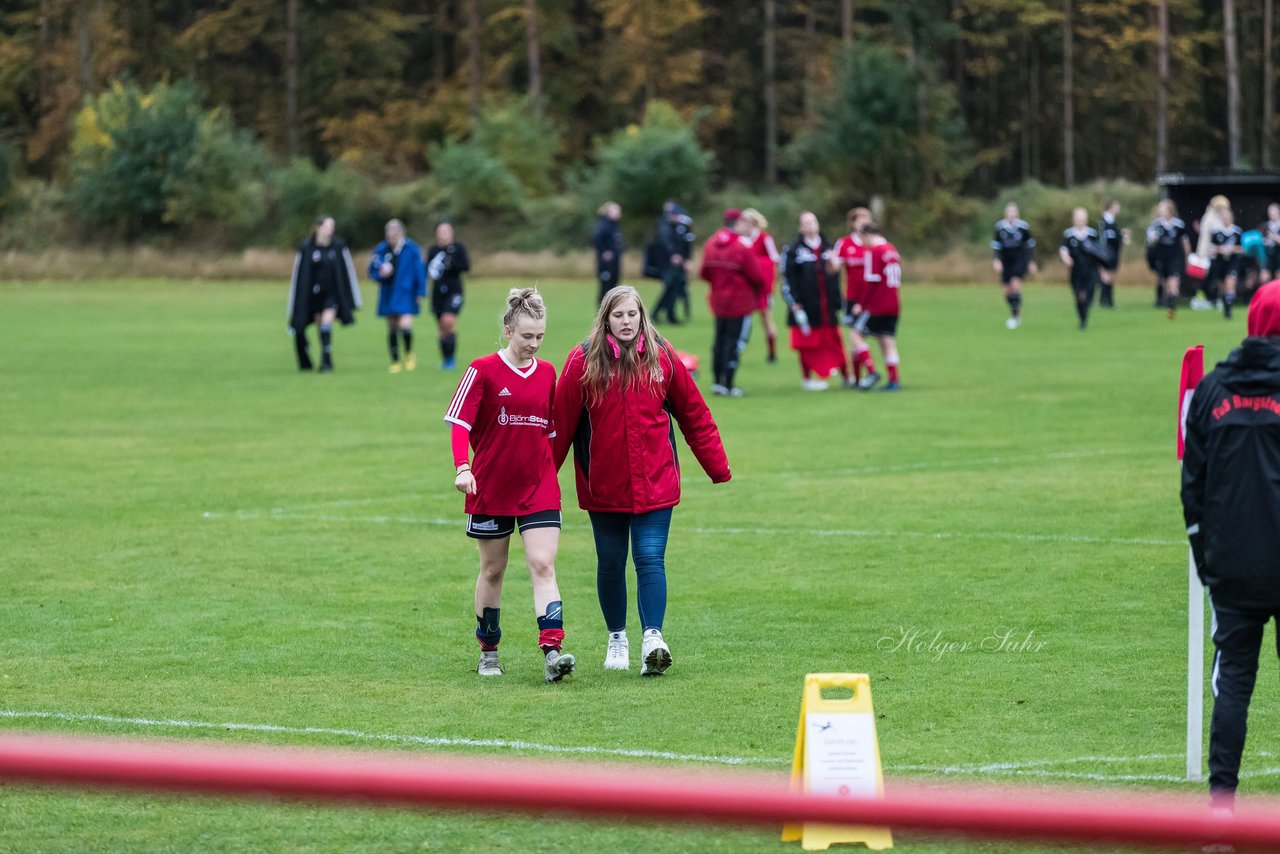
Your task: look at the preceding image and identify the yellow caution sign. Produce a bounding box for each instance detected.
[781,673,893,850]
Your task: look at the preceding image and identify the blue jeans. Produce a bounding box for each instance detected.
[588,508,673,633]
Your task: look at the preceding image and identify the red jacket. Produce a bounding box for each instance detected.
[553,340,731,514]
[699,228,766,319]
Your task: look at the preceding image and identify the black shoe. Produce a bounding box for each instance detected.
[319,361,334,373]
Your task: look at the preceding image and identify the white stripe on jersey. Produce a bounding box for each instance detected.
[446,366,479,422]
[764,233,780,262]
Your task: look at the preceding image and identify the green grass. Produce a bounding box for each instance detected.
[0,276,1269,852]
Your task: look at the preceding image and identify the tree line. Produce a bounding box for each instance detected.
[0,1,1274,247]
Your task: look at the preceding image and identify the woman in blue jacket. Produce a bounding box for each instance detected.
[369,218,427,374]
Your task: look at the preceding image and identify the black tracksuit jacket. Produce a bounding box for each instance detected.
[1181,337,1280,609]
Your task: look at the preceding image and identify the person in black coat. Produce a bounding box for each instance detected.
[286,215,362,371]
[592,202,625,305]
[780,211,847,390]
[652,200,695,325]
[1181,279,1280,812]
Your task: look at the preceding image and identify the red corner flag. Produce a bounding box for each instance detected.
[1177,345,1204,461]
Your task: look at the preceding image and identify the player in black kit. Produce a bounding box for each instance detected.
[426,222,471,370]
[991,202,1037,329]
[1059,208,1107,330]
[1207,207,1244,320]
[1097,200,1130,308]
[1146,199,1192,320]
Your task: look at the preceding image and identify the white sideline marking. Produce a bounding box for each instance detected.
[0,710,775,767]
[690,526,1181,547]
[202,510,1180,548]
[742,447,1152,480]
[5,710,1279,783]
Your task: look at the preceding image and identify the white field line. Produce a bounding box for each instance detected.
[3,710,1276,783]
[201,510,1180,548]
[731,447,1154,481]
[0,710,774,767]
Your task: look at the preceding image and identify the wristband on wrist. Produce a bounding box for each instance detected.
[456,463,470,474]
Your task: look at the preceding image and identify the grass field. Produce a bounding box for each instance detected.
[0,275,1272,852]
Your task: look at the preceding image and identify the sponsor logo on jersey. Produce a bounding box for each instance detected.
[496,405,549,428]
[499,387,512,397]
[470,519,500,532]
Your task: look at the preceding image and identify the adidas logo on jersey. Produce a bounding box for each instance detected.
[499,387,512,397]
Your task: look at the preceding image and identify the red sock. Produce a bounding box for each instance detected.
[855,348,876,375]
[538,628,564,652]
[887,362,899,383]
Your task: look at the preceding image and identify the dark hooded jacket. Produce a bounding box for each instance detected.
[1181,280,1280,608]
[287,237,361,331]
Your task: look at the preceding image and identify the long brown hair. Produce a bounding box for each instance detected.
[581,285,665,402]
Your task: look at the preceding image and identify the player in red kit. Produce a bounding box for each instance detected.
[741,208,781,363]
[830,206,875,387]
[849,223,903,391]
[443,288,576,683]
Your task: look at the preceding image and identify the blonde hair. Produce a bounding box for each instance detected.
[581,285,664,402]
[741,207,769,230]
[502,287,545,330]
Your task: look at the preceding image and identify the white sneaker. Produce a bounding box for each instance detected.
[477,650,502,677]
[1005,316,1020,329]
[640,630,672,676]
[1190,297,1213,311]
[728,387,747,398]
[544,649,576,683]
[801,379,829,391]
[711,383,729,396]
[604,631,629,670]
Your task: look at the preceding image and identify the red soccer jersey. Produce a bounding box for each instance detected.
[443,351,560,516]
[860,241,902,317]
[749,231,779,297]
[833,234,867,302]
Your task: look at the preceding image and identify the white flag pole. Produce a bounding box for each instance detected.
[1187,547,1204,782]
[1178,344,1205,783]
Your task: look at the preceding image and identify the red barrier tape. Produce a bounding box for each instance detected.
[0,732,1276,850]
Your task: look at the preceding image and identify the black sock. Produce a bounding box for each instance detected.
[402,329,413,354]
[319,325,333,365]
[1075,292,1089,326]
[1007,293,1022,316]
[441,334,457,360]
[387,329,400,363]
[476,607,501,651]
[294,331,312,370]
[1101,284,1114,305]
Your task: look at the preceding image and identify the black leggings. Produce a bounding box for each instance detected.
[1208,598,1280,794]
[712,315,752,388]
[1071,270,1097,325]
